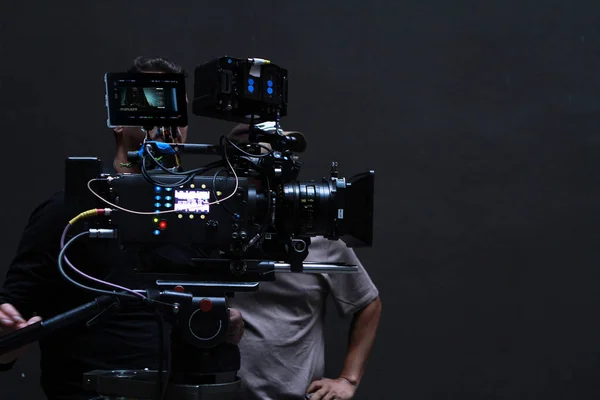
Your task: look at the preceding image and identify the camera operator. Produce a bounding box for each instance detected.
[227,124,382,400]
[0,56,245,400]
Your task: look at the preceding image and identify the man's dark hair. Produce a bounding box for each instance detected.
[127,56,187,76]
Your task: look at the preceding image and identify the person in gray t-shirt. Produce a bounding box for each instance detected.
[227,123,382,400]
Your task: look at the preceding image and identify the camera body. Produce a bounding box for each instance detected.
[65,152,374,276]
[78,56,375,277]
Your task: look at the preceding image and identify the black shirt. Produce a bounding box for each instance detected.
[0,191,196,399]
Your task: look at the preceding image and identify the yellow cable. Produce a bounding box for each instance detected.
[68,209,100,225]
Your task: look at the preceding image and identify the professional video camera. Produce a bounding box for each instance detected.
[0,57,375,400]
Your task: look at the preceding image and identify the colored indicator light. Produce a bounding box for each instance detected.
[165,203,172,208]
[165,196,172,201]
[155,195,161,201]
[228,59,232,64]
[189,215,195,219]
[267,80,273,87]
[165,187,173,192]
[153,230,160,235]
[154,202,161,208]
[153,217,159,223]
[248,78,254,85]
[178,214,183,219]
[267,87,273,95]
[248,85,254,93]
[154,186,162,193]
[158,220,167,230]
[174,285,185,292]
[190,184,195,188]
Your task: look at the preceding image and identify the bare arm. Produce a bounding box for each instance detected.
[339,296,382,386]
[307,296,382,399]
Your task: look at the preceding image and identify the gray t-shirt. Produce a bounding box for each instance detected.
[229,236,379,400]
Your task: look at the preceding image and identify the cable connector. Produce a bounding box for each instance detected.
[89,229,117,239]
[69,208,115,225]
[97,208,113,216]
[247,234,261,247]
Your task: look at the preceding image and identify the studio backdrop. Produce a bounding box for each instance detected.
[2,1,600,399]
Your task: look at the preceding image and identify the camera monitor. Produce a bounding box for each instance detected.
[104,72,188,128]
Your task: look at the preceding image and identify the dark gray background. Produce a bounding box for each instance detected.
[2,0,600,399]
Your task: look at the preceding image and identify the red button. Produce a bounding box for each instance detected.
[199,299,212,312]
[174,285,184,293]
[158,220,168,230]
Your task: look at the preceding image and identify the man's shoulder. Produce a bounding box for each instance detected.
[38,190,65,207]
[306,237,379,316]
[306,236,330,256]
[307,236,356,262]
[25,190,72,228]
[309,236,376,280]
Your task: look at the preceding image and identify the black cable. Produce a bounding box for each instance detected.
[140,134,271,183]
[140,151,226,189]
[139,135,267,190]
[141,159,195,188]
[141,152,194,186]
[143,143,226,176]
[224,136,274,158]
[142,146,194,176]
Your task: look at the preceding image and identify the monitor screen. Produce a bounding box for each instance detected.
[105,72,188,128]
